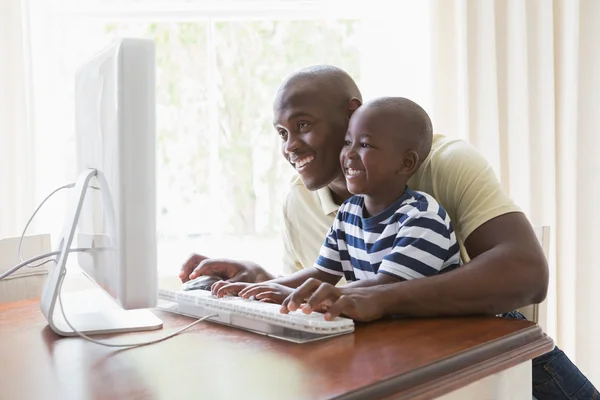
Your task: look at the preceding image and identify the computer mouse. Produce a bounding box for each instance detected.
[181,275,223,291]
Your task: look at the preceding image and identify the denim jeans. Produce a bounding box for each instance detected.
[502,311,599,399]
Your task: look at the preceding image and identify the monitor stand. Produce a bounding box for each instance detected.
[40,169,163,337]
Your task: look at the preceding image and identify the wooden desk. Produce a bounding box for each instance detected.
[0,299,552,400]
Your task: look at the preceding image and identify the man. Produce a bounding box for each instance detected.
[180,65,597,399]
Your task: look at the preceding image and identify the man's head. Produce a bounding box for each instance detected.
[273,65,362,191]
[340,97,433,196]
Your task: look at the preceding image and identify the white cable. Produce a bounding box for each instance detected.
[0,248,93,280]
[18,182,100,267]
[18,183,74,266]
[56,271,216,348]
[15,182,209,347]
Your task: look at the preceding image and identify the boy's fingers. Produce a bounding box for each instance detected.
[215,282,248,298]
[239,285,266,298]
[210,280,228,295]
[280,296,292,314]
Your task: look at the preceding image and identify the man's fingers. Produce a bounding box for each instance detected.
[190,259,234,280]
[180,253,209,282]
[285,278,323,312]
[324,295,354,321]
[302,283,340,314]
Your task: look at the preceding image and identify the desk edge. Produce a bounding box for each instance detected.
[336,324,554,400]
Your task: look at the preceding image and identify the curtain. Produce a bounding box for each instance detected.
[0,0,35,239]
[431,0,600,383]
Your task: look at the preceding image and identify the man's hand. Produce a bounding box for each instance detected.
[280,278,386,322]
[179,254,275,284]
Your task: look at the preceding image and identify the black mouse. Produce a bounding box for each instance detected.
[180,275,223,291]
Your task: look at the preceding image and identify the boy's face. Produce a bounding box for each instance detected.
[340,106,408,196]
[273,83,350,191]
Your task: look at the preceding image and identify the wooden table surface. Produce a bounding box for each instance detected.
[0,298,553,400]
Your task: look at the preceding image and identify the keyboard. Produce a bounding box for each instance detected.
[157,288,355,343]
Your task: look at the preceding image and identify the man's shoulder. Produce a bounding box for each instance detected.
[429,134,481,164]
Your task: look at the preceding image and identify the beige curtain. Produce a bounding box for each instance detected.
[0,0,35,239]
[431,0,600,382]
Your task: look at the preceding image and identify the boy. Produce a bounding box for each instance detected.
[213,97,460,306]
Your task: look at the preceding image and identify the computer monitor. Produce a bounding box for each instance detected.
[40,38,163,336]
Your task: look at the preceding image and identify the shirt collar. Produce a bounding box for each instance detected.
[316,186,340,216]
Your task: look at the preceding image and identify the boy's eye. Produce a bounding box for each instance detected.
[343,140,351,146]
[278,129,288,140]
[298,122,309,130]
[360,143,371,148]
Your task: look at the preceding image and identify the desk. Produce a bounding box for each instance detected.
[0,298,552,400]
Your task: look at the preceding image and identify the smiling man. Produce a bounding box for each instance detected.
[181,65,597,399]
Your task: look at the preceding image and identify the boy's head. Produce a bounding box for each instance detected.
[340,97,433,196]
[273,65,362,191]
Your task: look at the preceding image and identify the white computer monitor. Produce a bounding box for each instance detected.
[40,38,162,336]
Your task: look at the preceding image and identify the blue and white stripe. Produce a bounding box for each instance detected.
[314,188,461,282]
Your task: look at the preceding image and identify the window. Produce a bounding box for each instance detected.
[26,1,431,276]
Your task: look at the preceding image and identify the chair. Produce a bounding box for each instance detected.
[516,226,550,332]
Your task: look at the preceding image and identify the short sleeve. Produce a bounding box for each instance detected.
[281,214,303,276]
[428,139,522,242]
[378,211,460,280]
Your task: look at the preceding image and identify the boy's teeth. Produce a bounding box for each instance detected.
[347,168,363,176]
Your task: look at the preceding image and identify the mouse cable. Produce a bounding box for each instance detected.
[18,182,100,268]
[0,247,94,280]
[56,263,216,348]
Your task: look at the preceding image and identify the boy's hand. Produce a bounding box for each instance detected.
[238,283,294,304]
[280,278,386,322]
[179,253,274,283]
[211,281,252,298]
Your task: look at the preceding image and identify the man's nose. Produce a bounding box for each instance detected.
[284,133,300,154]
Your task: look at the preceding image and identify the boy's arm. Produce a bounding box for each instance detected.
[267,267,339,288]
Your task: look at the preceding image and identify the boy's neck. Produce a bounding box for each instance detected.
[362,179,409,218]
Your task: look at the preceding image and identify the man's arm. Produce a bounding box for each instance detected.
[282,213,547,320]
[377,212,548,316]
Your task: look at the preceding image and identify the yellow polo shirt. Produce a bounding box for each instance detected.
[281,135,522,276]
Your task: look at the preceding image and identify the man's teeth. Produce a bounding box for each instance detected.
[295,156,314,169]
[347,168,364,176]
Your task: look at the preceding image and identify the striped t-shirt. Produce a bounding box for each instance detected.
[314,188,461,282]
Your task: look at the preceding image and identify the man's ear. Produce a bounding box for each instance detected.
[397,150,419,175]
[347,97,362,118]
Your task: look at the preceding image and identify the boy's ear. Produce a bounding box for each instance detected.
[397,150,419,175]
[347,97,362,118]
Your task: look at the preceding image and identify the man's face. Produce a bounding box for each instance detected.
[273,85,349,191]
[340,106,406,196]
